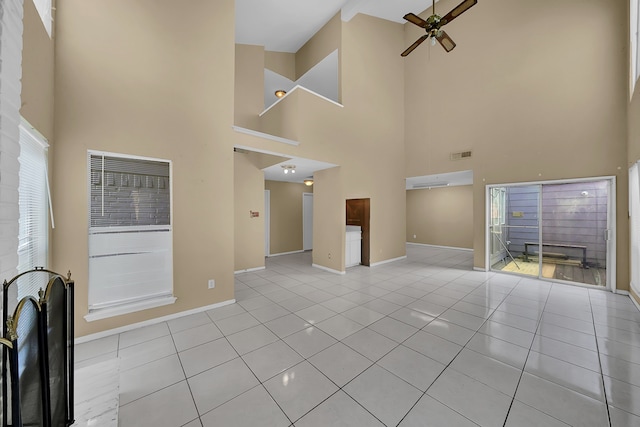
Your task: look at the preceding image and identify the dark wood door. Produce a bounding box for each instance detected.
[346,198,370,266]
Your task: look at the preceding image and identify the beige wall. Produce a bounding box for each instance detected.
[21,0,55,140]
[296,13,341,80]
[406,186,473,249]
[265,180,312,255]
[312,167,344,271]
[234,153,265,272]
[265,51,296,81]
[53,0,237,337]
[235,44,265,129]
[404,0,629,289]
[236,14,407,271]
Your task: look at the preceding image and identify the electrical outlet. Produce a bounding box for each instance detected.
[413,234,417,239]
[208,279,215,289]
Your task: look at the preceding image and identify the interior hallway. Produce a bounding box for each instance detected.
[75,245,640,426]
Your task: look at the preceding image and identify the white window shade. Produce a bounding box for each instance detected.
[17,120,50,300]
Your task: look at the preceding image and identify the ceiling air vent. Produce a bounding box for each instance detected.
[450,150,472,161]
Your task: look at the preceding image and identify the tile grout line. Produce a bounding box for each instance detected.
[588,290,613,427]
[394,275,516,427]
[200,312,296,426]
[500,279,552,427]
[167,322,203,427]
[113,248,632,426]
[218,270,476,425]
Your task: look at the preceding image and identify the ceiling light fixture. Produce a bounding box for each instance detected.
[304,178,314,186]
[281,164,296,174]
[275,90,287,98]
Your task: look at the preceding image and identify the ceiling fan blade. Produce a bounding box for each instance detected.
[436,30,456,52]
[403,13,429,28]
[401,35,429,57]
[441,0,477,25]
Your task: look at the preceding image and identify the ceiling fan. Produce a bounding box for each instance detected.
[401,0,477,56]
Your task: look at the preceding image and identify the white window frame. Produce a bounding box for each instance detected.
[17,119,52,300]
[85,150,175,321]
[485,176,617,293]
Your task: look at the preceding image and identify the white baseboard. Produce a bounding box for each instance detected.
[268,250,305,257]
[406,242,473,252]
[630,291,640,312]
[312,263,345,275]
[234,266,266,274]
[615,289,630,296]
[76,299,236,344]
[473,266,488,272]
[370,255,407,267]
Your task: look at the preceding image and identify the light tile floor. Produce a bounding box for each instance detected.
[76,245,640,426]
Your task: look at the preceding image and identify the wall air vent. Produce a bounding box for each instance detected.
[450,150,472,161]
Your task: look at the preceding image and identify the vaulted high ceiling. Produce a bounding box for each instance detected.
[235,0,434,52]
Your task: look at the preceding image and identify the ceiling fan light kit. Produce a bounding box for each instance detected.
[281,164,296,174]
[401,0,477,56]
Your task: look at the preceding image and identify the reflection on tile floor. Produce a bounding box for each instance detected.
[75,245,640,426]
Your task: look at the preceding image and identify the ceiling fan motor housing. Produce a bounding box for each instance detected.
[426,15,442,28]
[401,0,477,56]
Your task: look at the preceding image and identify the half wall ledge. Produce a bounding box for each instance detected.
[232,125,300,147]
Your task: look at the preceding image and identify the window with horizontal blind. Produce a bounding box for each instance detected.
[87,151,175,320]
[17,120,51,300]
[33,0,52,37]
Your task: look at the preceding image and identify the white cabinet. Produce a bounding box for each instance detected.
[345,226,362,267]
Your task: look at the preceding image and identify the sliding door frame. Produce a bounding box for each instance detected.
[485,176,617,292]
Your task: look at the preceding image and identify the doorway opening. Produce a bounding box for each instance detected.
[346,198,370,266]
[487,178,616,290]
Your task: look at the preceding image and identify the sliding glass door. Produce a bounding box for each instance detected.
[488,179,614,289]
[489,185,540,278]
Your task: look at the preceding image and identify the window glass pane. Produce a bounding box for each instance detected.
[17,124,49,299]
[89,155,170,228]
